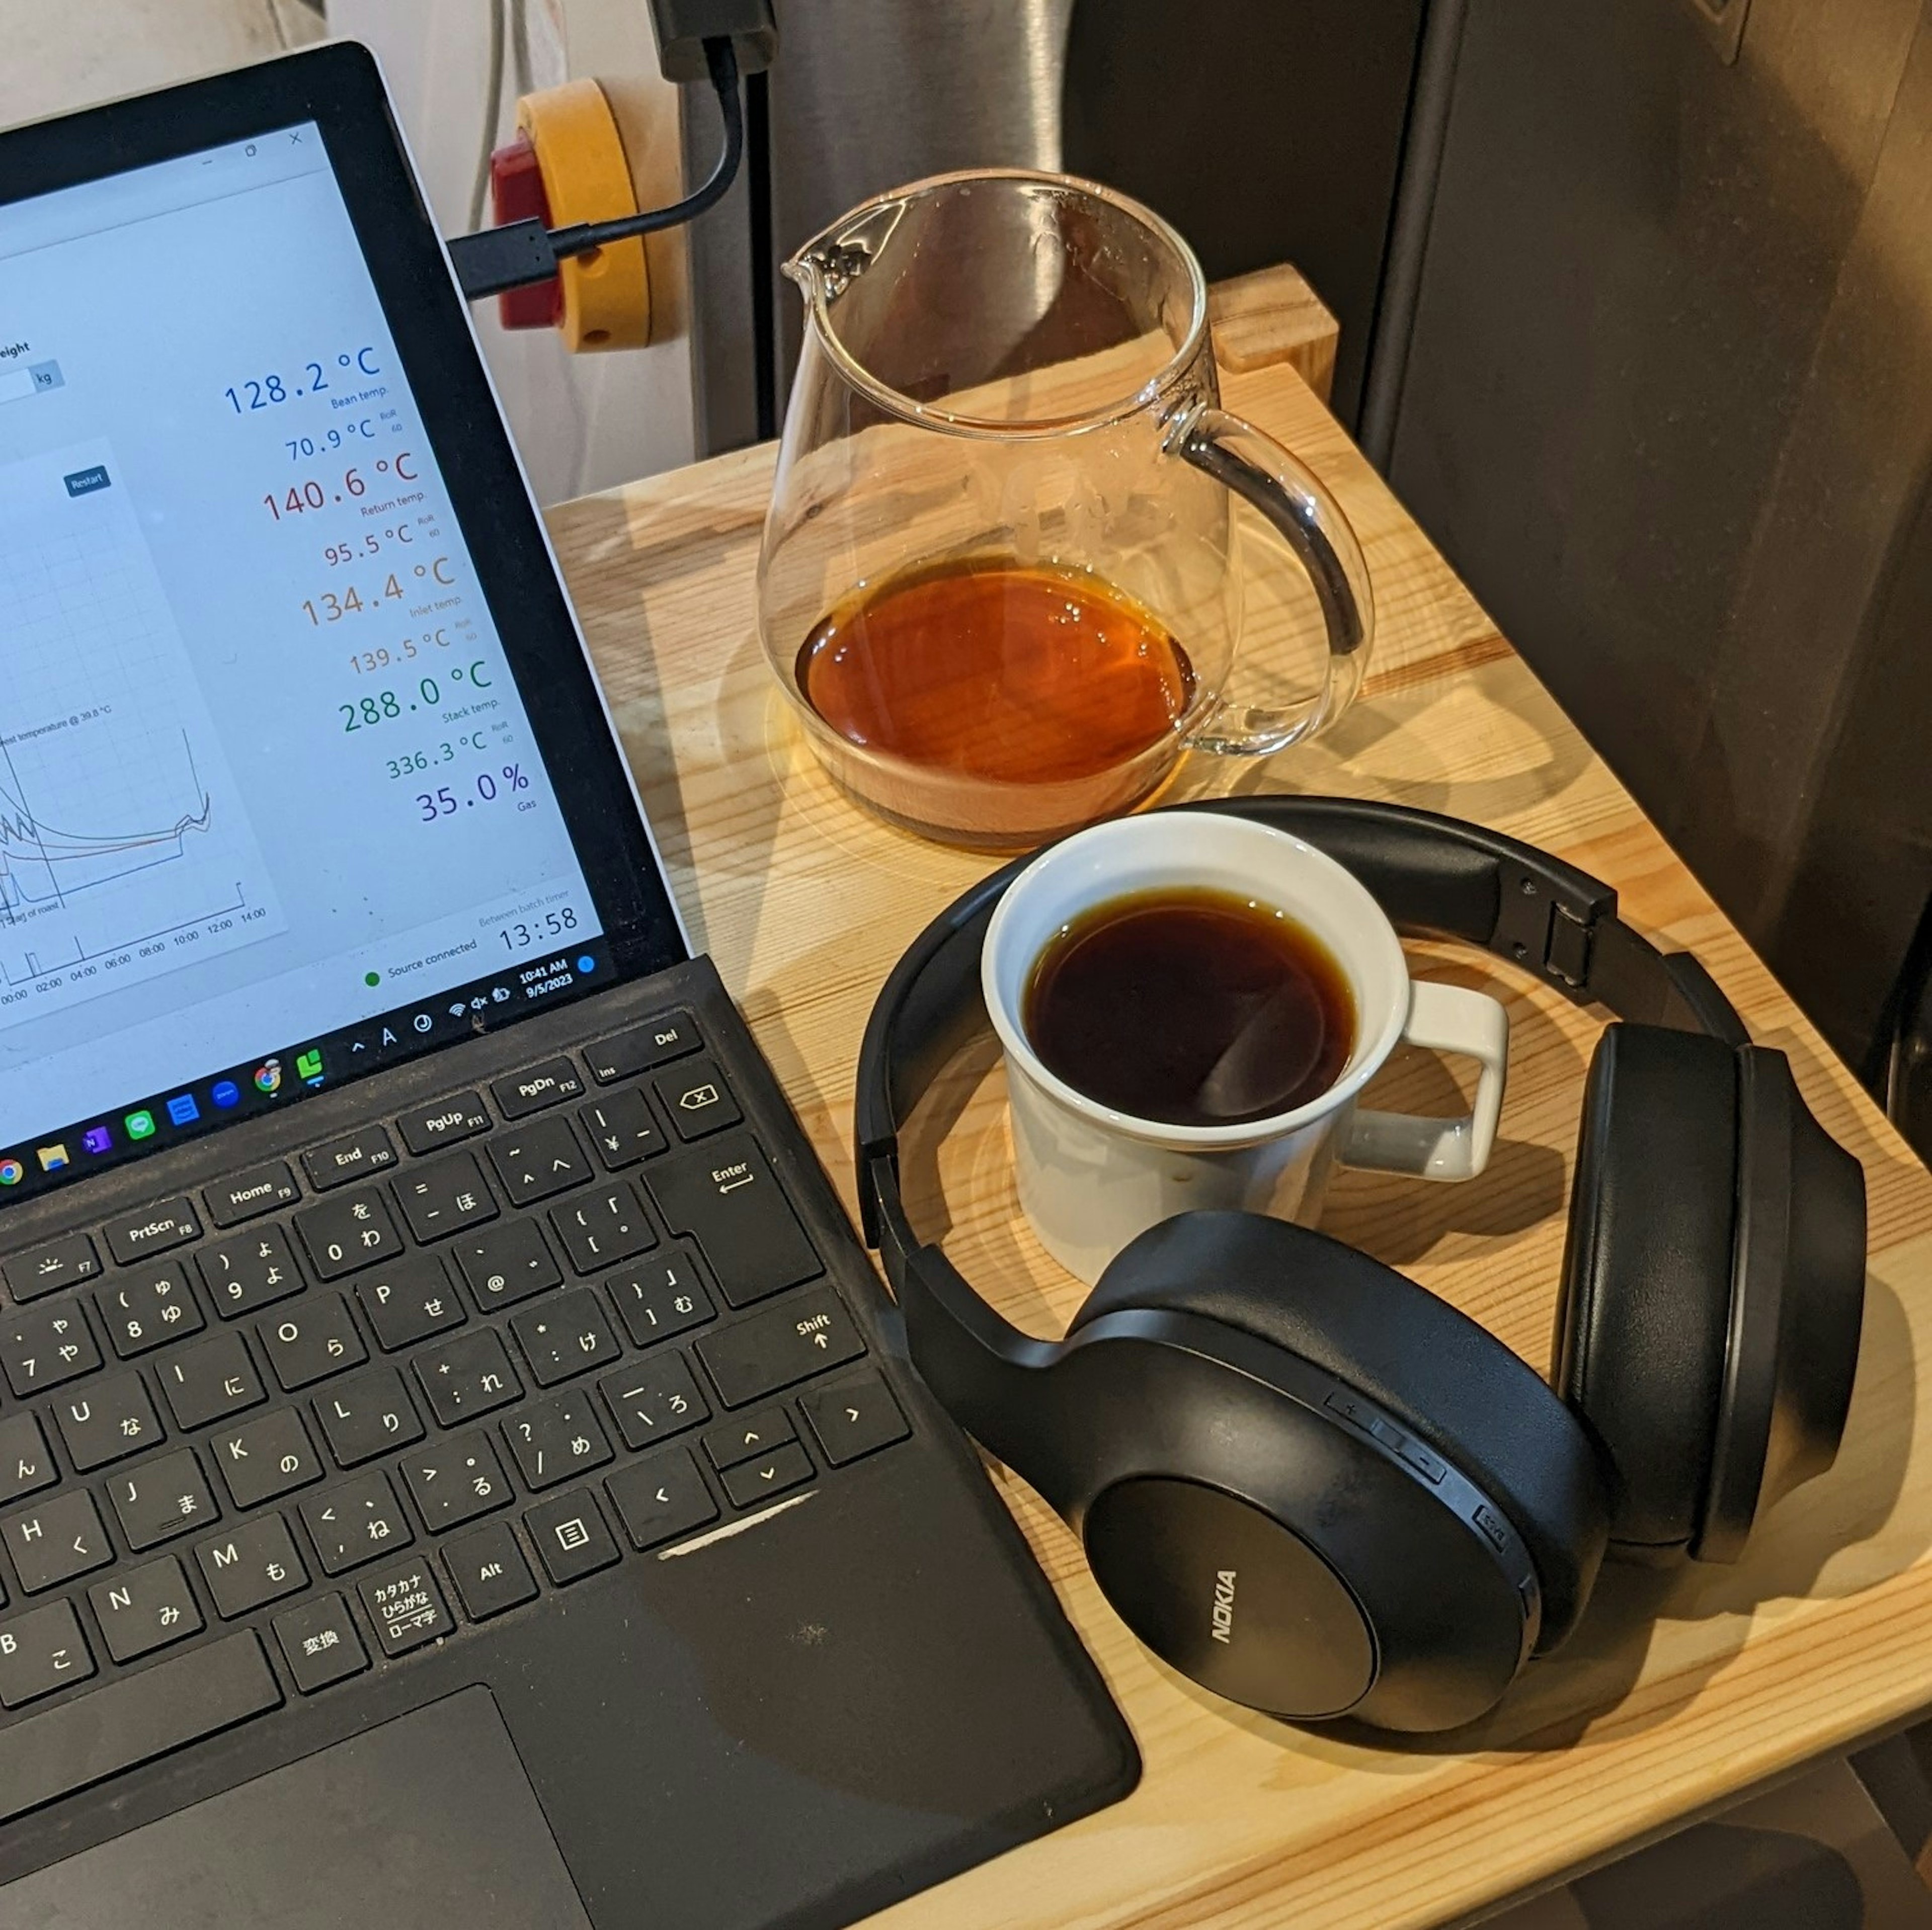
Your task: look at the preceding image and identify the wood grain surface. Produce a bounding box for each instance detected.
[544,309,1932,1929]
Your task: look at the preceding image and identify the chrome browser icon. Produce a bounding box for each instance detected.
[0,1157,22,1187]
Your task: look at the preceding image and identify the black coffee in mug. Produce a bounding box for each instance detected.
[1021,887,1357,1129]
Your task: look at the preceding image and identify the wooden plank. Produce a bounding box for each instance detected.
[544,340,1932,1930]
[1207,262,1339,397]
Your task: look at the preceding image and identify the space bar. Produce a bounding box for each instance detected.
[0,1632,282,1822]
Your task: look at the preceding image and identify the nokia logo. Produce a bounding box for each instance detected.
[1210,1568,1237,1644]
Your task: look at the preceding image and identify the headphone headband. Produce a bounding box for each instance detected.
[857,796,1746,1240]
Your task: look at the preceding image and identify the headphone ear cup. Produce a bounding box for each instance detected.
[1072,1213,1609,1652]
[1555,1024,1741,1558]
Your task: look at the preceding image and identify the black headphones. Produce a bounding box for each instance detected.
[854,796,1868,1734]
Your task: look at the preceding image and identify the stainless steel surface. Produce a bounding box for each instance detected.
[688,0,1430,450]
[688,0,1074,453]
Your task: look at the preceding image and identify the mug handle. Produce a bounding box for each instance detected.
[1338,981,1510,1182]
[1170,402,1376,756]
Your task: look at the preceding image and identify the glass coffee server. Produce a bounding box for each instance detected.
[757,169,1375,847]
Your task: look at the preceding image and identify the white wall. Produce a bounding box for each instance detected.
[326,0,700,502]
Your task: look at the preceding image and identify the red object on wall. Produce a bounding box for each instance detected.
[490,132,561,330]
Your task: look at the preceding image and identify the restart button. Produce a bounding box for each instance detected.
[62,464,110,496]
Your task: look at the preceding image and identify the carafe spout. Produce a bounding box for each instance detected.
[785,198,908,304]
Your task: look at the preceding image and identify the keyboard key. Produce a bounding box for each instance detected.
[198,1225,305,1318]
[358,1257,466,1351]
[314,1366,423,1466]
[606,1248,715,1349]
[0,1599,94,1706]
[489,1118,592,1205]
[396,1093,493,1156]
[303,1471,412,1574]
[98,1261,203,1358]
[274,1591,369,1692]
[720,1442,815,1509]
[648,1135,821,1309]
[294,1187,404,1280]
[0,1630,279,1823]
[204,1161,301,1228]
[503,1390,612,1490]
[394,1151,498,1245]
[414,1329,522,1425]
[401,1431,513,1532]
[0,1413,56,1505]
[1,1301,102,1396]
[358,1555,453,1655]
[4,1488,112,1592]
[524,1489,619,1585]
[103,1199,202,1268]
[2,1233,100,1302]
[606,1449,717,1552]
[212,1407,324,1509]
[54,1369,163,1470]
[550,1183,655,1274]
[654,1058,741,1142]
[259,1289,367,1390]
[108,1449,218,1550]
[599,1353,709,1451]
[492,1058,586,1120]
[158,1330,265,1431]
[800,1373,911,1466]
[703,1404,796,1472]
[585,1014,700,1083]
[511,1291,620,1386]
[453,1221,561,1311]
[197,1512,307,1618]
[301,1126,398,1192]
[579,1089,665,1170]
[90,1554,203,1663]
[695,1292,864,1408]
[442,1520,538,1620]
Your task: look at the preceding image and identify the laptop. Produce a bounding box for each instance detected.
[0,41,1136,1928]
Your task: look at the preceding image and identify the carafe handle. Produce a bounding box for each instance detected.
[1171,404,1375,756]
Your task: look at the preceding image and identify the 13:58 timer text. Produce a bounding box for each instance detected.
[498,908,580,952]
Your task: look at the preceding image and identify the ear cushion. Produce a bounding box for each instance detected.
[1069,1211,1611,1652]
[1554,1024,1740,1557]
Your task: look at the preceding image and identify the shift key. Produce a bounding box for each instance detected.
[647,1134,822,1309]
[696,1291,863,1408]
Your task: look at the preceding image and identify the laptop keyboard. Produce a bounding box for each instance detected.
[0,1010,910,1822]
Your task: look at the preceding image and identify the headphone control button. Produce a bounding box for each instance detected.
[1395,1439,1446,1486]
[1472,1504,1509,1551]
[1323,1390,1375,1431]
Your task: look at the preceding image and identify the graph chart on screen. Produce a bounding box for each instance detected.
[0,442,284,1025]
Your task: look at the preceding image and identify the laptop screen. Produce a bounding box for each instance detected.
[0,122,666,1202]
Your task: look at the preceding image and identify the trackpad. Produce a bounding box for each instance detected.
[5,1688,593,1929]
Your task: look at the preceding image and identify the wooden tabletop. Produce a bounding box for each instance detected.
[545,284,1932,1930]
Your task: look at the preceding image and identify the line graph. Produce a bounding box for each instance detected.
[0,441,284,1024]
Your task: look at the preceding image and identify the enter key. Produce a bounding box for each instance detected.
[647,1133,823,1309]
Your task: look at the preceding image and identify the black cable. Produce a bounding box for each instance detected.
[745,64,776,442]
[448,37,742,302]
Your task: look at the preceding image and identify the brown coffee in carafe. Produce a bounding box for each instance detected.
[796,556,1195,792]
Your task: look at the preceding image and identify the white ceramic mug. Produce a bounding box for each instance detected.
[982,813,1511,1284]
